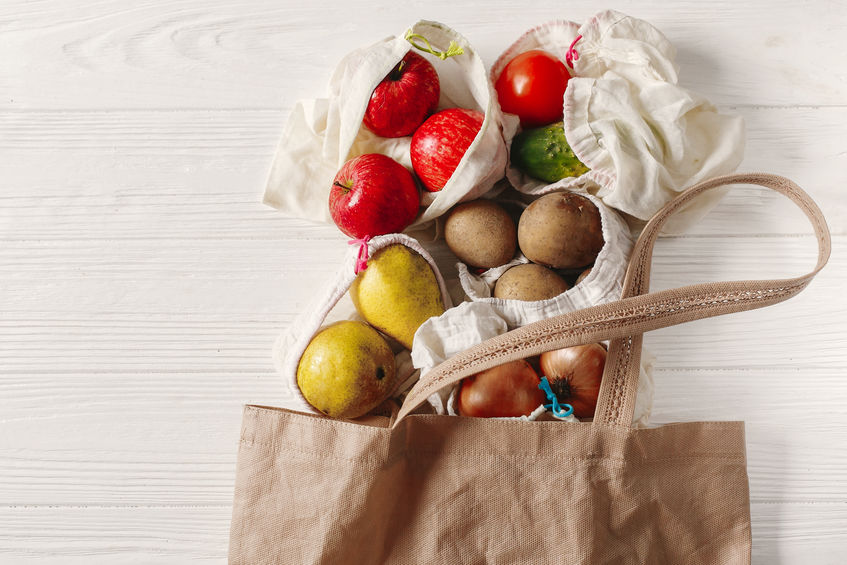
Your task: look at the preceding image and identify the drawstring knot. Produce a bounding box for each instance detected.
[565,34,582,69]
[348,236,371,274]
[404,30,465,60]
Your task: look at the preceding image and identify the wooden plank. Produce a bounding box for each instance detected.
[1,363,845,507]
[0,236,841,371]
[651,368,847,502]
[0,506,229,564]
[750,502,847,564]
[1,0,844,109]
[1,106,844,240]
[0,502,844,564]
[2,0,843,562]
[0,306,839,372]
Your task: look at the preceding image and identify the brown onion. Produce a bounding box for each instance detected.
[538,343,606,418]
[457,359,546,418]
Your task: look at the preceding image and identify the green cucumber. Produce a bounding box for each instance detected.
[510,122,589,183]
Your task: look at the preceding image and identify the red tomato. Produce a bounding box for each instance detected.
[457,359,546,418]
[494,49,571,128]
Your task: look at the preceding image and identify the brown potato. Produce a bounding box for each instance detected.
[575,267,593,285]
[517,192,603,269]
[444,200,517,268]
[493,263,570,301]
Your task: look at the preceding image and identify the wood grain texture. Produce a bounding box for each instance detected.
[1,106,845,239]
[2,0,845,109]
[2,504,842,564]
[1,237,842,372]
[0,506,230,564]
[2,0,846,562]
[1,367,845,507]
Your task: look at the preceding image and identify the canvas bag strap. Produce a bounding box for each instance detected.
[393,173,831,427]
[595,172,830,426]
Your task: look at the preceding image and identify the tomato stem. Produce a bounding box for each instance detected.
[404,30,465,60]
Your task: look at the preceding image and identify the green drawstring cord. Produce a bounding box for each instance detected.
[404,30,465,60]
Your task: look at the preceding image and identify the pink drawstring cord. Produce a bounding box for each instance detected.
[566,34,582,69]
[348,236,371,274]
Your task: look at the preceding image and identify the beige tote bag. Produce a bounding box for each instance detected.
[229,173,830,564]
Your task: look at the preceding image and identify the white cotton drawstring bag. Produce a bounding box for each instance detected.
[273,234,452,415]
[407,194,652,427]
[492,10,746,233]
[453,192,633,328]
[410,300,654,426]
[264,20,508,228]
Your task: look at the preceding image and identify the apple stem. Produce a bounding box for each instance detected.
[388,59,406,81]
[333,180,351,194]
[404,30,465,60]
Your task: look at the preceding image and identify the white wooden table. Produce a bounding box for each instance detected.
[1,1,845,562]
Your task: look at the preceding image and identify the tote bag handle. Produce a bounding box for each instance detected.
[394,173,831,427]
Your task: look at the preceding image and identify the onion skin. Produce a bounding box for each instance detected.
[538,343,606,418]
[457,359,546,418]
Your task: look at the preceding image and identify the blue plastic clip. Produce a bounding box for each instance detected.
[539,376,574,419]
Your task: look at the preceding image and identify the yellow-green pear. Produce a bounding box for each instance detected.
[297,321,396,419]
[350,244,445,349]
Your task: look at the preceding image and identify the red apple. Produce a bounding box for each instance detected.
[363,51,440,138]
[411,108,484,192]
[457,359,546,418]
[329,154,420,239]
